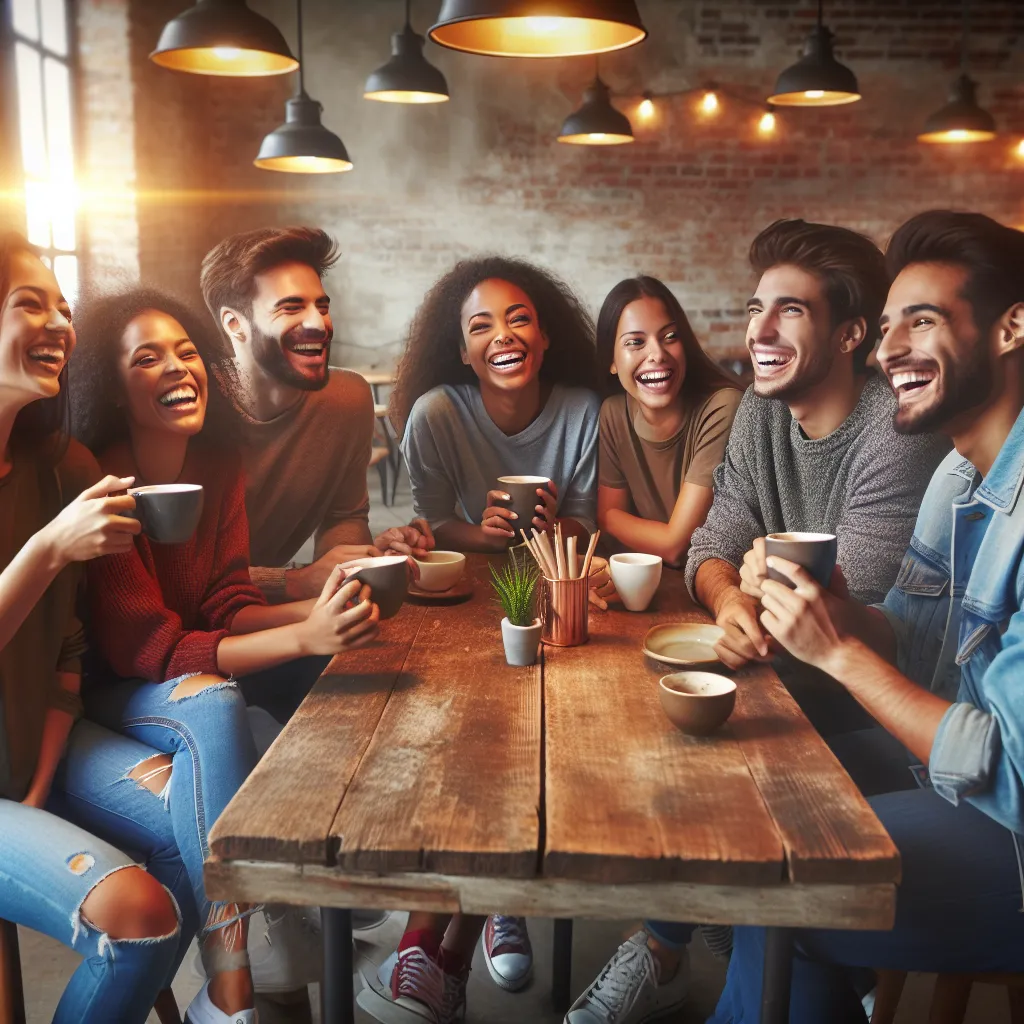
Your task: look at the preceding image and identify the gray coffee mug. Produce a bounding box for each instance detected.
[128,484,204,545]
[765,532,837,589]
[496,475,553,535]
[341,555,410,620]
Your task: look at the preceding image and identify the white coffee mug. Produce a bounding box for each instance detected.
[609,553,663,612]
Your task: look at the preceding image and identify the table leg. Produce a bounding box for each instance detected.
[321,908,354,1024]
[552,918,573,1014]
[761,926,793,1024]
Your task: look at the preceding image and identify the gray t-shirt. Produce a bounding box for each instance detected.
[685,372,951,605]
[402,382,601,533]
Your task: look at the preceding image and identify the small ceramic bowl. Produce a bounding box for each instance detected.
[658,672,737,736]
[413,551,466,592]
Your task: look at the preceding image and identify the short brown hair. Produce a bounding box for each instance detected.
[749,219,889,371]
[199,226,340,352]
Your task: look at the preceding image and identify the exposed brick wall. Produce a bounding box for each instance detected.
[76,0,1024,368]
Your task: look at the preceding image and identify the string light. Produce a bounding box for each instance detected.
[758,108,776,135]
[701,89,719,114]
[1015,139,1024,158]
[638,92,655,121]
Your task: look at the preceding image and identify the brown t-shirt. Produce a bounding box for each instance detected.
[599,388,741,523]
[0,438,98,800]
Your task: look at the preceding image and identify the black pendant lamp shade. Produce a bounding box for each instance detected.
[558,76,633,145]
[768,1,860,106]
[918,73,996,143]
[255,0,352,173]
[429,0,646,58]
[255,94,353,172]
[365,21,449,103]
[150,0,297,76]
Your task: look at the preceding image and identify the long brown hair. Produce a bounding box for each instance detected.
[0,232,69,465]
[596,276,740,400]
[390,256,601,434]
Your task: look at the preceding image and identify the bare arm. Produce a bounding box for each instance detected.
[230,599,315,634]
[599,483,713,567]
[434,519,510,554]
[22,671,79,808]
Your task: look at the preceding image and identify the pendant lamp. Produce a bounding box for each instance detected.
[255,0,352,173]
[150,0,297,76]
[918,0,995,144]
[768,0,860,107]
[429,1,646,58]
[558,69,633,145]
[365,0,450,104]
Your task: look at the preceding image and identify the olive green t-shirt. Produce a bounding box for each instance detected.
[598,388,741,523]
[0,439,96,800]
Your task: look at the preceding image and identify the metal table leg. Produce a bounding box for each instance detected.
[321,908,354,1024]
[761,926,794,1024]
[553,918,574,1014]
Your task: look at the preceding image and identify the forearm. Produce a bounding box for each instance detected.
[833,602,898,664]
[434,519,509,553]
[215,623,310,677]
[823,638,951,764]
[0,531,63,654]
[230,600,314,634]
[25,672,79,805]
[694,558,743,617]
[602,508,692,566]
[314,517,373,557]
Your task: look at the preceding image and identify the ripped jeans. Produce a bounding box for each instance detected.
[1,740,183,1024]
[79,673,259,965]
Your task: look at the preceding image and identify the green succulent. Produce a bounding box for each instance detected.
[490,549,540,627]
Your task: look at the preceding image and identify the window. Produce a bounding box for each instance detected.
[9,0,78,302]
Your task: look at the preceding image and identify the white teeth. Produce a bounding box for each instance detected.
[490,352,525,366]
[292,343,324,353]
[638,370,672,383]
[159,386,197,407]
[28,346,64,362]
[892,371,934,390]
[755,354,790,367]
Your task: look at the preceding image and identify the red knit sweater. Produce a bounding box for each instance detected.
[87,444,266,682]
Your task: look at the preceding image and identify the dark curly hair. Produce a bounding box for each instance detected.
[749,219,889,371]
[596,276,741,400]
[1,231,69,464]
[390,256,600,433]
[69,286,238,456]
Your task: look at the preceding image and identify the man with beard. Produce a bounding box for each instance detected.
[705,209,1024,1022]
[562,221,950,1024]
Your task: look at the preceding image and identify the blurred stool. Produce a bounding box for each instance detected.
[872,969,1024,1024]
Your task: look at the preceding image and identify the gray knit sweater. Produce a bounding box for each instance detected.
[685,372,951,605]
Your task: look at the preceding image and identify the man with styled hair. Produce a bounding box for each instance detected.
[708,210,1024,1020]
[564,220,949,1024]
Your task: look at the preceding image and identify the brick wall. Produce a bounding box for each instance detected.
[76,0,1024,368]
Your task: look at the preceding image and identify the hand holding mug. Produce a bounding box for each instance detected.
[533,480,558,534]
[42,475,141,564]
[299,565,379,655]
[738,537,769,600]
[482,490,518,540]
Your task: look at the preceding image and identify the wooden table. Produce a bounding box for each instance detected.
[207,555,899,1024]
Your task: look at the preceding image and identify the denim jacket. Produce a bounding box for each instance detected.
[875,406,1024,837]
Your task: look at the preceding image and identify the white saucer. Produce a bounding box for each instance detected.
[642,623,724,666]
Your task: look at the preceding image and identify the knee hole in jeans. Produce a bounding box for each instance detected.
[79,866,179,940]
[127,754,172,795]
[170,673,233,701]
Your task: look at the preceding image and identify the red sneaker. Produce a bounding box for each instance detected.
[482,915,533,992]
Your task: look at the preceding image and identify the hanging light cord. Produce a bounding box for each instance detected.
[296,0,306,96]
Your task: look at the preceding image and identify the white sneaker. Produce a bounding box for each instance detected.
[185,980,257,1024]
[564,932,689,1024]
[482,915,533,991]
[356,946,445,1024]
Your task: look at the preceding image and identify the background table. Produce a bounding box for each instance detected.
[207,555,899,1023]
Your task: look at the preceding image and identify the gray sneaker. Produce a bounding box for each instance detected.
[564,932,689,1024]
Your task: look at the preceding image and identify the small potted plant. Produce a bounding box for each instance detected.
[491,551,542,666]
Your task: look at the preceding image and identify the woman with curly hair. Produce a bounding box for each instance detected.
[70,287,380,1024]
[596,276,741,567]
[392,256,602,553]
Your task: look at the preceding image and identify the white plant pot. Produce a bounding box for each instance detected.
[501,617,542,667]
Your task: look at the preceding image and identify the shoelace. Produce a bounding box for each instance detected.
[490,915,527,949]
[586,940,657,1020]
[441,968,468,1022]
[396,948,445,1011]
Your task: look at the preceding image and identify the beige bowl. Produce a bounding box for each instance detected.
[413,550,466,592]
[658,672,737,736]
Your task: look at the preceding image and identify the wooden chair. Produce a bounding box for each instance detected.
[872,968,1024,1024]
[373,404,403,507]
[1,917,180,1024]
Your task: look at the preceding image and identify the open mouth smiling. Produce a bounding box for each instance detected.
[27,343,66,374]
[158,384,199,410]
[634,367,674,393]
[488,350,527,374]
[751,346,795,376]
[288,340,327,360]
[889,368,937,403]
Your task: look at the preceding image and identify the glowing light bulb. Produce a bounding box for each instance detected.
[946,129,970,141]
[759,110,776,135]
[212,47,241,60]
[590,132,607,140]
[1018,139,1024,158]
[638,97,654,120]
[701,90,719,114]
[804,89,825,99]
[527,17,561,32]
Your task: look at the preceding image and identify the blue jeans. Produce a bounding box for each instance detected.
[707,788,1024,1023]
[0,721,185,1024]
[83,674,259,941]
